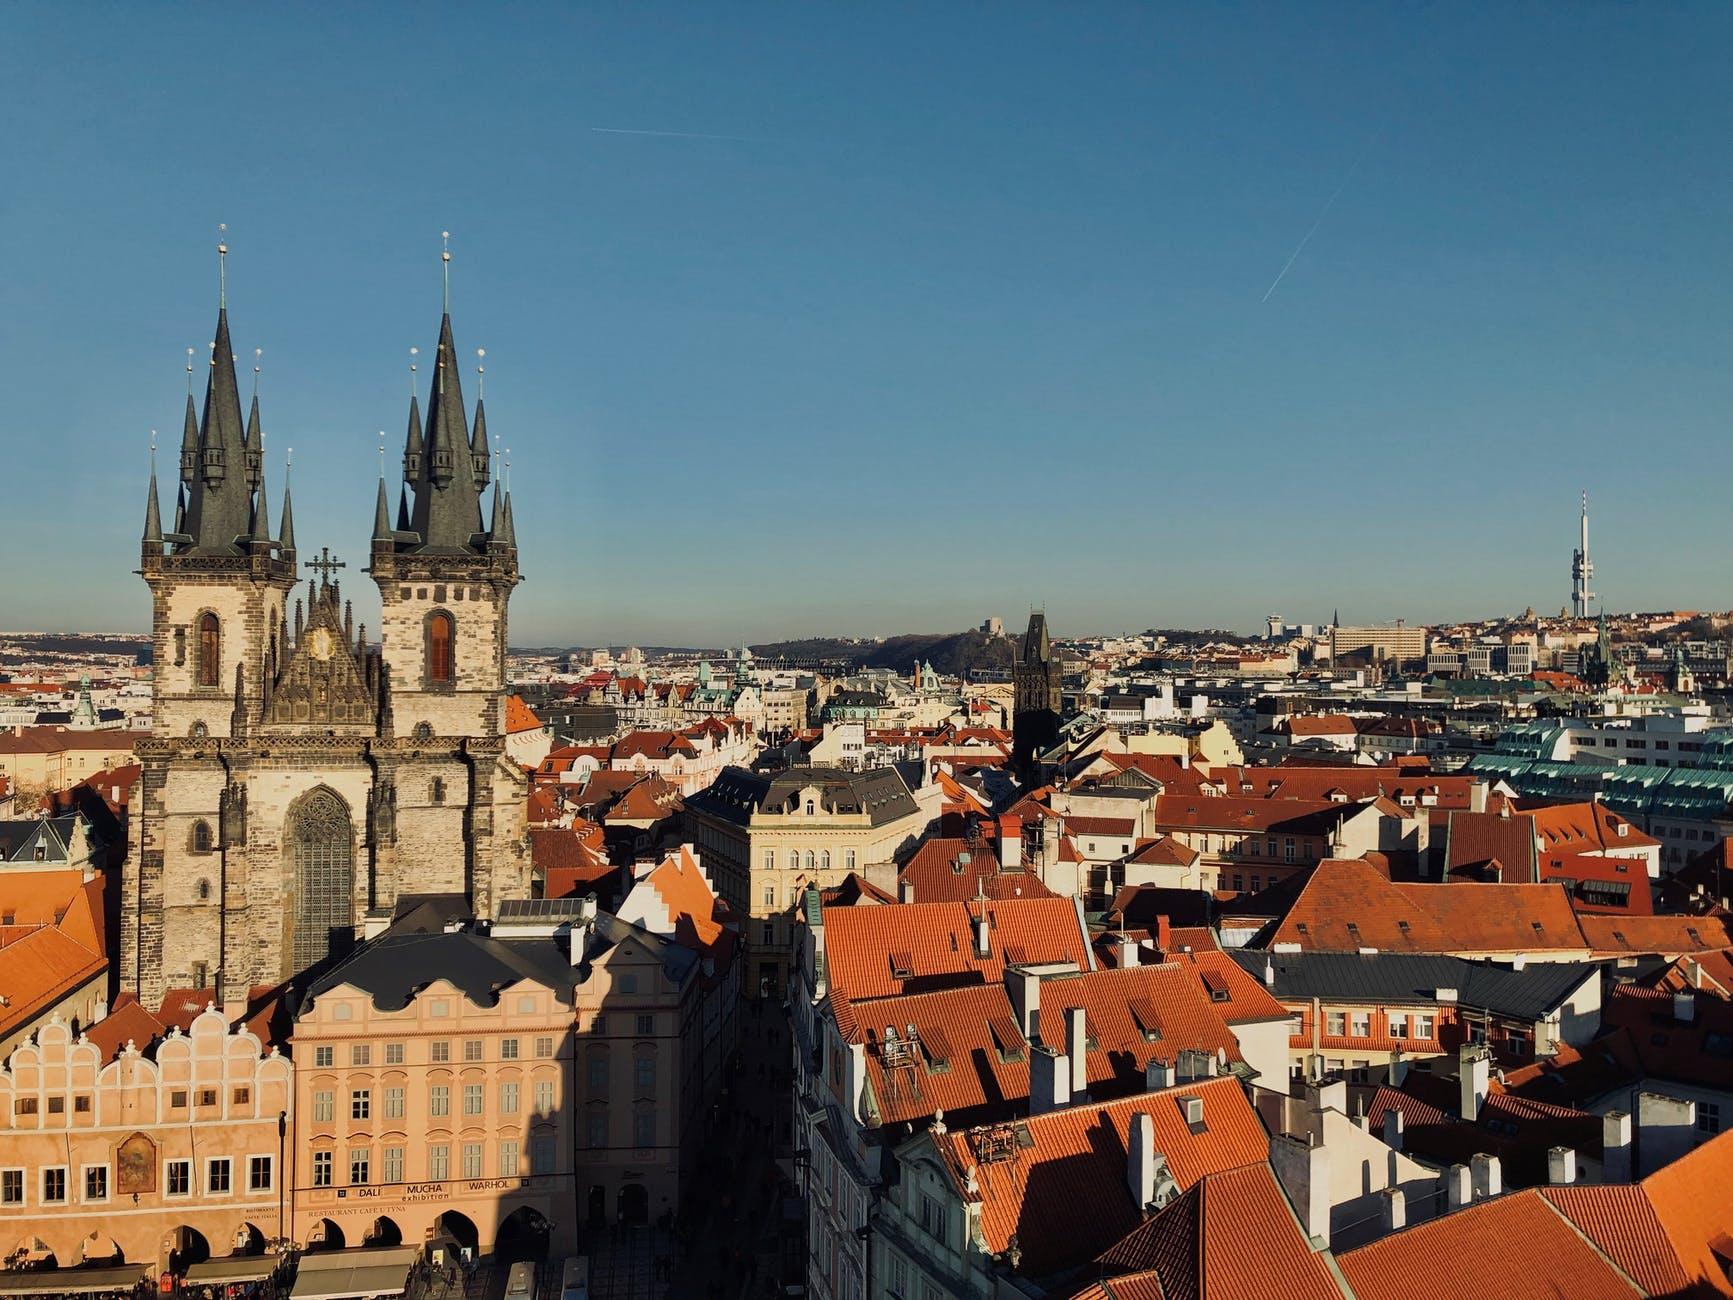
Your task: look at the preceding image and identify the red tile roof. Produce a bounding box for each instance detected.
[1268,858,1588,954]
[1092,1161,1342,1300]
[898,837,1056,904]
[934,1077,1267,1278]
[504,694,543,735]
[1579,913,1733,957]
[822,897,1091,1002]
[1526,801,1661,853]
[1641,1126,1733,1297]
[1542,1185,1695,1298]
[1336,1190,1644,1300]
[1215,764,1481,809]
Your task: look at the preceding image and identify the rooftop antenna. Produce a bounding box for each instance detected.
[252,348,262,399]
[217,222,228,309]
[477,348,485,399]
[441,230,451,312]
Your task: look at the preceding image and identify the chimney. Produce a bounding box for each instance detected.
[1118,935,1140,968]
[1145,1058,1176,1091]
[1269,1133,1331,1246]
[1535,1019,1556,1058]
[973,909,990,959]
[1183,1095,1204,1127]
[1458,1044,1490,1120]
[1602,1110,1632,1182]
[1380,1186,1406,1233]
[1382,1108,1405,1152]
[1390,1055,1410,1087]
[1673,990,1696,1024]
[1030,1044,1071,1115]
[1127,1111,1156,1212]
[1547,1146,1577,1186]
[1445,1163,1473,1211]
[997,815,1022,872]
[1066,1006,1088,1099]
[1008,968,1041,1040]
[1154,915,1173,955]
[899,878,914,904]
[1262,956,1275,988]
[1470,1152,1502,1200]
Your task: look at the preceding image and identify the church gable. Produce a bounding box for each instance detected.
[262,574,380,729]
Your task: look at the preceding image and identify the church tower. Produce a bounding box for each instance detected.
[368,268,525,919]
[1012,610,1063,772]
[124,246,529,1010]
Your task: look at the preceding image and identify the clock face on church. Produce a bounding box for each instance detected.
[307,628,336,661]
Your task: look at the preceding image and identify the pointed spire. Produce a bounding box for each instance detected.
[250,452,271,543]
[173,483,186,536]
[373,476,393,542]
[143,441,163,546]
[402,393,424,482]
[490,483,507,541]
[179,394,198,487]
[182,305,253,553]
[471,396,491,490]
[244,394,263,491]
[501,490,517,549]
[410,308,485,551]
[396,485,410,532]
[278,454,296,553]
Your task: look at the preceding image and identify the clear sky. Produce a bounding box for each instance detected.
[1,5,1728,646]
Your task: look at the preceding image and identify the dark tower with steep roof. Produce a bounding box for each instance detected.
[368,255,524,917]
[1013,610,1063,772]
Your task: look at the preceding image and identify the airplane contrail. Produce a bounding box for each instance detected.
[590,127,757,142]
[1260,133,1379,303]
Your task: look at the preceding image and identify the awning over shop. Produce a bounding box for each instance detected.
[289,1246,417,1300]
[186,1253,284,1284]
[0,1265,148,1295]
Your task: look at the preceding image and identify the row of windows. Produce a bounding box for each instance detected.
[310,1137,557,1186]
[309,1035,556,1068]
[183,611,462,691]
[1321,1010,1437,1040]
[16,1085,250,1119]
[0,1157,272,1207]
[311,1078,561,1123]
[761,849,857,878]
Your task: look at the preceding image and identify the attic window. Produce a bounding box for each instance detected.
[1200,971,1231,1003]
[1129,997,1163,1042]
[1397,920,1411,934]
[919,1026,954,1073]
[889,950,915,980]
[1295,923,1309,936]
[987,1016,1025,1064]
[1531,922,1545,935]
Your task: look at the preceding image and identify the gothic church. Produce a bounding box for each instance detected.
[126,277,529,1008]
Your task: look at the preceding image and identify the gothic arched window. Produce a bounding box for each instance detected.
[288,788,354,973]
[427,612,455,687]
[196,878,212,902]
[197,613,220,688]
[190,820,212,854]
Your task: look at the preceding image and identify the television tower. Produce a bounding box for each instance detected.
[1571,491,1595,619]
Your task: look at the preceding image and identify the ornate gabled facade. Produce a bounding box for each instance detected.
[125,275,530,1008]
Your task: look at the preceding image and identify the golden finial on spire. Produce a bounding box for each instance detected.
[149,429,157,469]
[378,431,386,478]
[253,348,263,398]
[217,222,229,309]
[441,230,451,312]
[477,348,486,399]
[185,347,195,393]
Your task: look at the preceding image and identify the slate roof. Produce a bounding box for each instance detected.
[688,764,919,826]
[305,927,579,1011]
[1233,950,1598,1020]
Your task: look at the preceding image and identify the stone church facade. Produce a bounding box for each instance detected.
[125,286,529,1008]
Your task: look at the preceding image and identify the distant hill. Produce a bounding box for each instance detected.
[753,631,1016,678]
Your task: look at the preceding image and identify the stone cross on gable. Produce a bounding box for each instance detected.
[305,547,345,583]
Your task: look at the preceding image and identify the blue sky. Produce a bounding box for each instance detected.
[0,5,1728,645]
